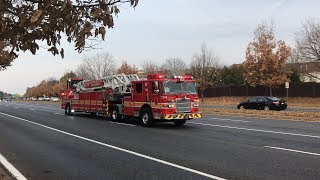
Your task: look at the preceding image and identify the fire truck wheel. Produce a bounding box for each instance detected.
[65,104,73,116]
[173,120,186,126]
[110,106,121,122]
[140,108,153,127]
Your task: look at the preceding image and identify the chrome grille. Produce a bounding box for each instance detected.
[176,98,191,112]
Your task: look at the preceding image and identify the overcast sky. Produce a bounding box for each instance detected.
[1,0,320,95]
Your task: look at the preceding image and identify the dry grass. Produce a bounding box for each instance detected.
[203,96,320,108]
[201,97,320,122]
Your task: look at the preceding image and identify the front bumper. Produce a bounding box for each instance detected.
[163,113,202,120]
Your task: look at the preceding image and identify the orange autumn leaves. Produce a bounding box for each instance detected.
[244,23,291,90]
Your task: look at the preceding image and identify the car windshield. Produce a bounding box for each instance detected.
[268,97,280,101]
[163,81,197,94]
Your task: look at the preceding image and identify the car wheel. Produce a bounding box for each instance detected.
[239,105,244,110]
[65,104,73,115]
[264,106,270,110]
[140,108,153,127]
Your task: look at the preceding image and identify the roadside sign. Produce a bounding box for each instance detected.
[285,82,289,89]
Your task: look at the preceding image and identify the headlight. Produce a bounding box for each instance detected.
[193,99,200,107]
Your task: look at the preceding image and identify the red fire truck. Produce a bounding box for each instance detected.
[61,73,202,127]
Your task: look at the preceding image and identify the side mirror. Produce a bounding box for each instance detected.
[153,81,159,94]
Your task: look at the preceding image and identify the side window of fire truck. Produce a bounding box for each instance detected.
[152,81,159,93]
[136,83,142,93]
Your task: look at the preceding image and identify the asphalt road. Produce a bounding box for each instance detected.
[0,101,320,180]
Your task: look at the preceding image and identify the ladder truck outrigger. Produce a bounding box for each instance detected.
[61,73,202,127]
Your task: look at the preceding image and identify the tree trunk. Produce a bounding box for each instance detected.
[269,87,272,96]
[201,87,204,103]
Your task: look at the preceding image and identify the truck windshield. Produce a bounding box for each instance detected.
[163,81,197,94]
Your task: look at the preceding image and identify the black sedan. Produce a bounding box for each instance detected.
[237,96,287,111]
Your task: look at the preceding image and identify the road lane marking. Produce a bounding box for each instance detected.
[189,122,320,139]
[0,153,27,180]
[11,103,59,110]
[109,121,136,126]
[0,112,225,180]
[29,109,36,111]
[264,146,320,156]
[54,113,64,116]
[209,117,250,123]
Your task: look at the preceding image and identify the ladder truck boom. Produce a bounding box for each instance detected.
[76,73,140,94]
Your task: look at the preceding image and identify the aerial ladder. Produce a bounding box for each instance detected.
[75,74,140,95]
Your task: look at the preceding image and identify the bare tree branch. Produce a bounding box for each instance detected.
[189,43,220,102]
[75,52,116,79]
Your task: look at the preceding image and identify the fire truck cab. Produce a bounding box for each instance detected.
[61,74,202,127]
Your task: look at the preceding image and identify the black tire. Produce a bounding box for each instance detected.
[140,108,153,127]
[110,106,121,122]
[90,112,97,116]
[65,104,73,116]
[173,120,186,126]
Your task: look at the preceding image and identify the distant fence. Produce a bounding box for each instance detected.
[203,82,320,97]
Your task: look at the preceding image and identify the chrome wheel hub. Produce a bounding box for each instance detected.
[142,113,149,124]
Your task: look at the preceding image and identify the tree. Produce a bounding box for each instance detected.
[289,68,301,83]
[116,61,138,74]
[219,64,245,86]
[0,91,4,100]
[189,43,220,102]
[293,19,320,80]
[0,41,16,70]
[295,19,320,63]
[160,58,187,76]
[59,71,77,82]
[53,71,77,95]
[25,71,76,97]
[75,52,116,79]
[142,60,160,75]
[244,22,291,96]
[0,0,138,69]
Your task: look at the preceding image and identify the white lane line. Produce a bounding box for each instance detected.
[264,146,320,156]
[29,109,36,111]
[0,112,225,180]
[209,117,250,123]
[189,122,320,139]
[109,121,136,127]
[54,113,64,116]
[12,104,59,110]
[14,107,19,109]
[0,153,27,180]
